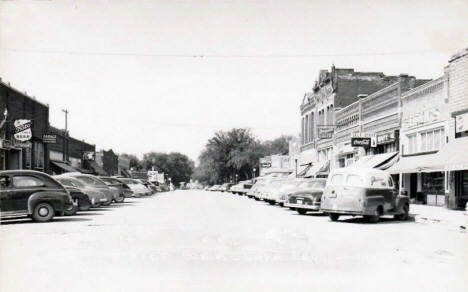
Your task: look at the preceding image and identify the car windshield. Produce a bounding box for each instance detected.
[70,179,86,188]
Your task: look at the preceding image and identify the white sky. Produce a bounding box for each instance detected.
[1,0,467,163]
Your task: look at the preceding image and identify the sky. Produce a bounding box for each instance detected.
[1,0,467,163]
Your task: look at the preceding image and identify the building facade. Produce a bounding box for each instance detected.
[0,80,50,173]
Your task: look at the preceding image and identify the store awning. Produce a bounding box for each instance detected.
[51,161,78,173]
[304,160,329,178]
[349,152,399,169]
[386,153,443,174]
[121,168,132,178]
[263,168,294,174]
[295,164,311,178]
[89,160,108,176]
[433,136,468,171]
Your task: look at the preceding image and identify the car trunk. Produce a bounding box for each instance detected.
[322,186,365,213]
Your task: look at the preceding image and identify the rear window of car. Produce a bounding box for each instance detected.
[345,174,363,187]
[330,174,343,185]
[308,181,326,188]
[13,176,44,187]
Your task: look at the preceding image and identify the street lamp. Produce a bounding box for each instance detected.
[253,168,256,179]
[295,158,298,178]
[235,174,238,184]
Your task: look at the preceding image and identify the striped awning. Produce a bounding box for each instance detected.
[349,152,399,170]
[433,137,468,171]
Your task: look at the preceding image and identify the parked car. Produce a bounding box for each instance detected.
[0,170,73,222]
[54,176,108,208]
[59,173,115,206]
[219,183,234,192]
[159,182,170,192]
[100,177,134,202]
[61,186,90,215]
[135,179,157,194]
[148,180,163,192]
[284,179,328,214]
[263,178,308,205]
[118,178,151,197]
[320,168,410,223]
[254,178,286,201]
[206,185,219,191]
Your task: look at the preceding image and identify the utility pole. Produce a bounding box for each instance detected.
[62,109,69,162]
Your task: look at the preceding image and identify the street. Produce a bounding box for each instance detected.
[1,190,467,292]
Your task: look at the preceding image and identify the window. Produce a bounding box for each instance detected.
[25,147,32,169]
[301,117,305,144]
[310,113,314,141]
[0,176,10,187]
[13,176,44,187]
[388,177,394,188]
[77,177,95,185]
[309,181,326,188]
[305,115,309,143]
[59,179,73,187]
[421,128,445,152]
[330,174,343,185]
[34,142,44,169]
[407,134,417,154]
[346,174,362,187]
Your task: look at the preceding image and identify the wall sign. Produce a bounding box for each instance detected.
[1,139,11,149]
[42,134,57,144]
[14,120,32,142]
[406,108,440,128]
[351,137,373,148]
[317,125,335,139]
[15,141,32,148]
[261,162,272,168]
[456,112,468,133]
[377,132,396,144]
[351,132,377,147]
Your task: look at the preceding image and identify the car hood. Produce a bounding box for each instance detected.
[290,188,324,198]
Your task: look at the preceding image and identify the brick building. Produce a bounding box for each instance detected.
[300,66,399,177]
[95,149,118,176]
[0,79,50,172]
[48,125,96,174]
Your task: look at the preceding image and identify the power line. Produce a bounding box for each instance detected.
[0,47,451,58]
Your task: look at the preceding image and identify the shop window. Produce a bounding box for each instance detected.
[25,147,32,169]
[421,128,444,152]
[422,172,445,195]
[34,142,44,169]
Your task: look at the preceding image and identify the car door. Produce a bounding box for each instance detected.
[10,174,47,212]
[0,175,15,213]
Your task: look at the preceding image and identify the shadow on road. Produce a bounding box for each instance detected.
[333,215,416,225]
[0,217,93,225]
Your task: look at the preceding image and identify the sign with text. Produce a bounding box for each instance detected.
[317,125,335,139]
[1,139,11,149]
[14,119,32,142]
[15,141,32,148]
[261,162,272,168]
[351,132,377,147]
[377,132,396,145]
[42,134,57,144]
[351,137,373,148]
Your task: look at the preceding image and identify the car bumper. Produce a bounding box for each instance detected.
[285,203,320,211]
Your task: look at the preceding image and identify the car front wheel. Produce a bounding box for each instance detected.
[64,204,79,216]
[91,203,101,208]
[32,202,55,222]
[297,209,308,215]
[329,213,340,221]
[114,196,125,203]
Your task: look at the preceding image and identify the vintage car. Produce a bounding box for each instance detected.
[263,178,308,205]
[219,183,234,192]
[62,186,91,215]
[60,173,115,205]
[100,177,134,202]
[208,185,221,191]
[0,170,73,222]
[320,168,410,223]
[118,178,151,197]
[231,180,254,196]
[54,176,108,208]
[277,179,327,207]
[135,179,157,194]
[284,179,328,214]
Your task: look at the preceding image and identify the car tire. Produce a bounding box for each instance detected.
[329,213,340,221]
[79,203,91,211]
[279,203,284,207]
[297,209,307,215]
[289,207,296,211]
[254,197,260,201]
[91,203,101,208]
[268,200,275,205]
[64,204,79,216]
[395,204,409,221]
[31,202,55,222]
[366,207,381,223]
[238,193,243,196]
[114,196,125,203]
[134,193,142,198]
[101,198,112,206]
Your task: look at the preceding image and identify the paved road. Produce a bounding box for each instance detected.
[1,190,467,292]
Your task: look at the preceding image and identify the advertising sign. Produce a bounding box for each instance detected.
[15,141,32,148]
[1,139,11,149]
[14,119,32,142]
[456,113,468,133]
[317,125,335,139]
[42,134,57,144]
[351,137,372,148]
[377,132,396,145]
[261,162,272,168]
[351,132,377,147]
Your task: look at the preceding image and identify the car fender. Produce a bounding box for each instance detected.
[363,196,386,215]
[28,191,71,214]
[394,195,410,213]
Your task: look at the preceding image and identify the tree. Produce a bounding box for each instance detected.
[262,135,292,156]
[141,152,194,187]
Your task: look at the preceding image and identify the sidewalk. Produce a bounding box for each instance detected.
[411,204,468,233]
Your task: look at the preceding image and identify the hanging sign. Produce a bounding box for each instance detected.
[14,120,32,142]
[351,133,377,147]
[16,141,32,148]
[317,125,335,139]
[42,134,57,144]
